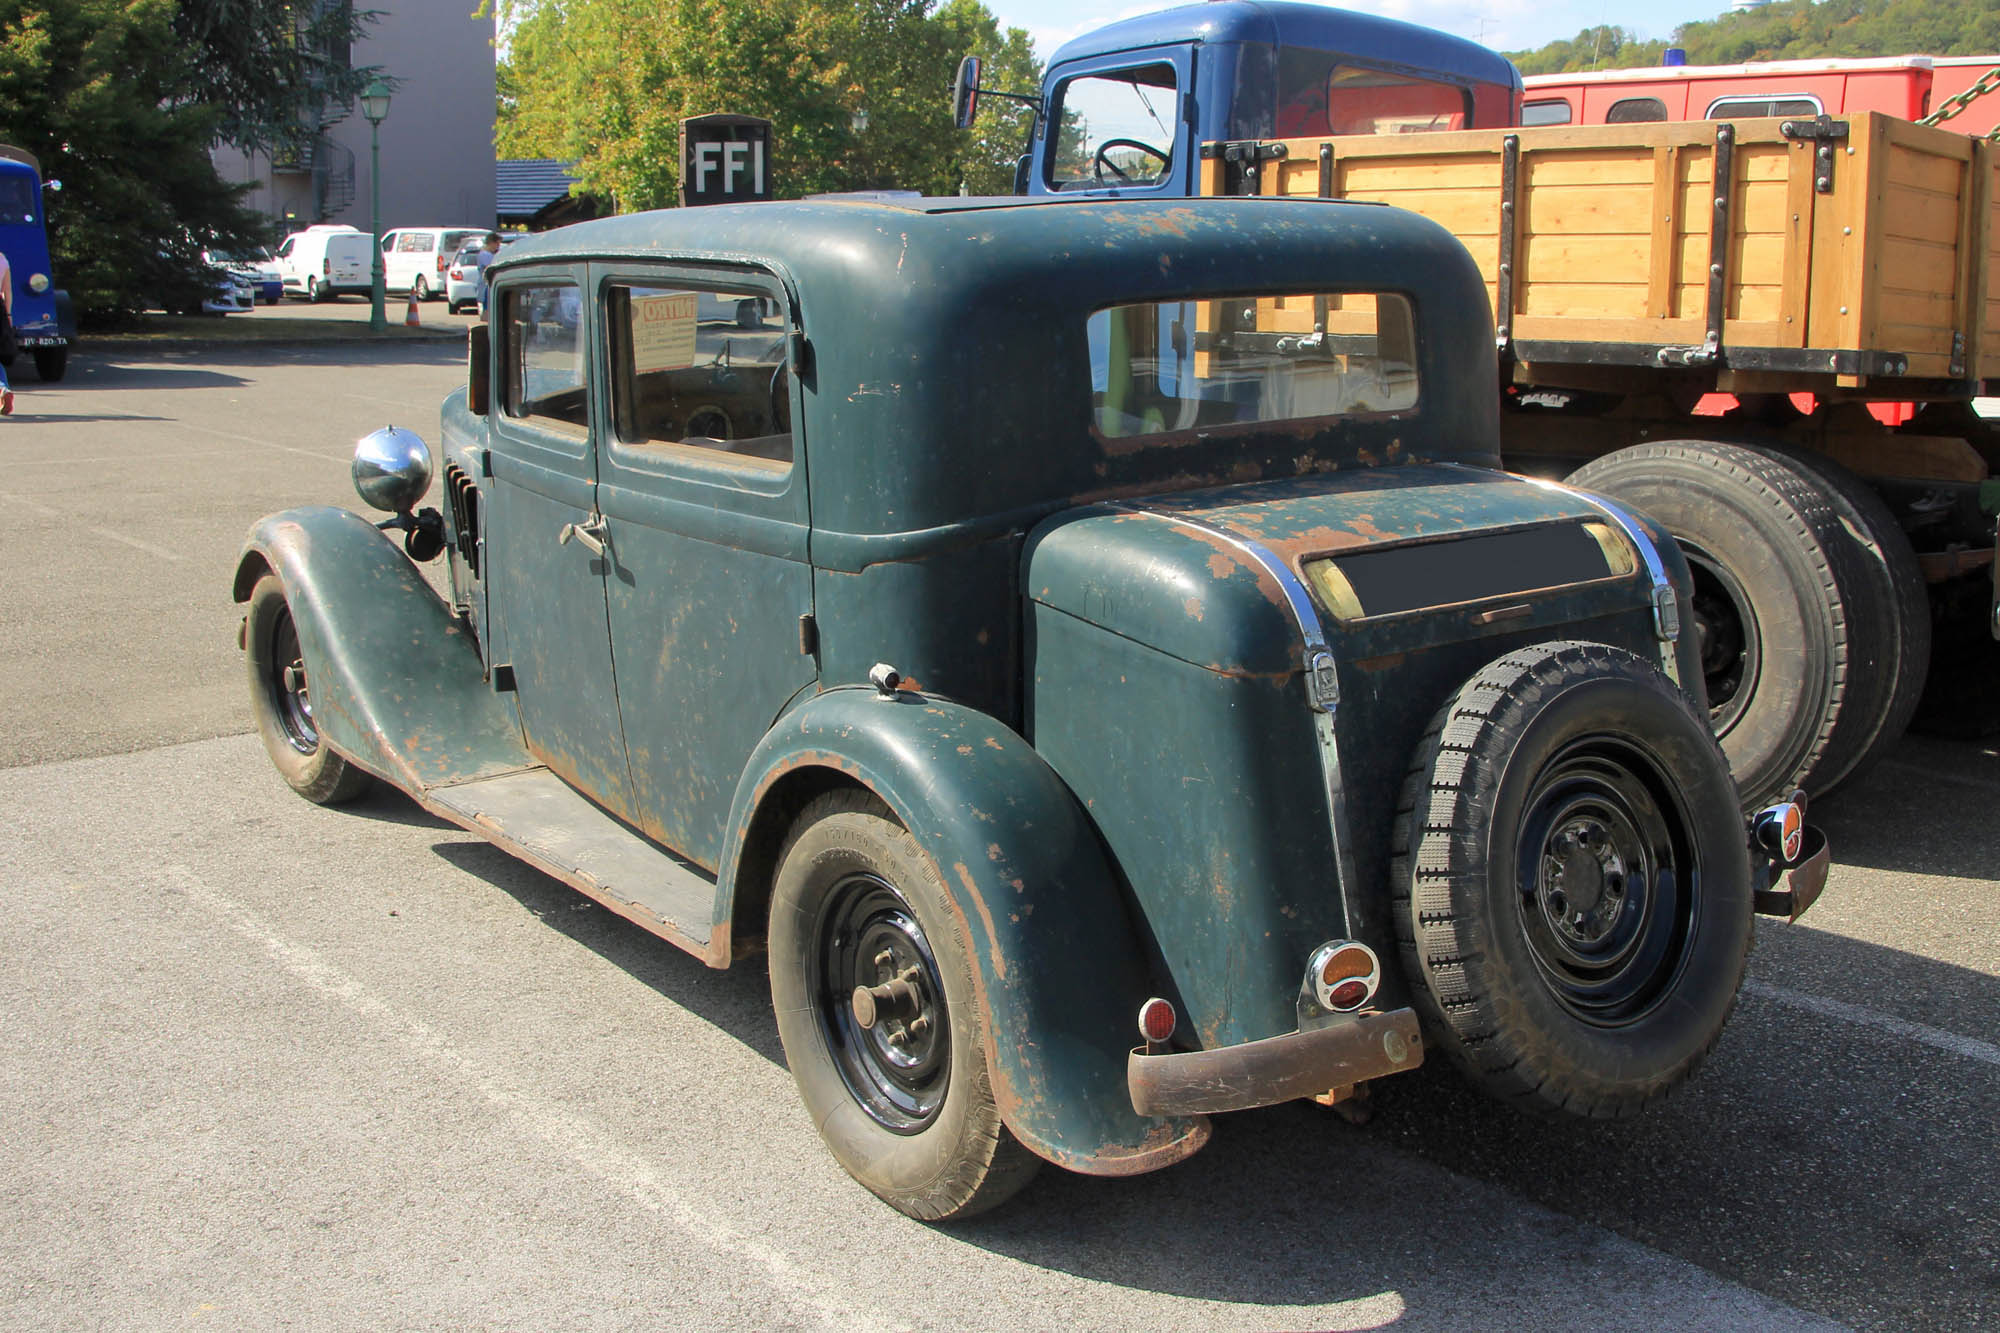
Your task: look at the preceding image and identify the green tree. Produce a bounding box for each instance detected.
[0,0,272,318]
[1510,0,2000,71]
[499,0,1038,207]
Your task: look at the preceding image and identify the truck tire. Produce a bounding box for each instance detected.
[1393,641,1752,1119]
[768,789,1039,1220]
[1775,447,1929,788]
[244,575,373,805]
[1566,441,1871,810]
[32,347,66,382]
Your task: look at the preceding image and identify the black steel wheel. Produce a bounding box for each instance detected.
[244,574,372,805]
[1394,641,1752,1119]
[1512,737,1695,1026]
[812,873,952,1133]
[769,789,1038,1220]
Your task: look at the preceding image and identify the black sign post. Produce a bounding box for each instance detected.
[679,114,774,207]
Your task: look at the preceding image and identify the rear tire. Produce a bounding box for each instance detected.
[1393,641,1752,1119]
[768,790,1038,1220]
[413,275,431,301]
[244,575,373,805]
[1567,441,1871,809]
[32,347,66,382]
[1775,448,1928,789]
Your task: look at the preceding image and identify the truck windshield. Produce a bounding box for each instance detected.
[1089,292,1418,438]
[1050,63,1176,189]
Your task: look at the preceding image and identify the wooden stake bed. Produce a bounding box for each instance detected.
[1204,113,2000,394]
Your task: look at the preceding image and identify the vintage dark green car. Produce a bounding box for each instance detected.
[234,196,1828,1220]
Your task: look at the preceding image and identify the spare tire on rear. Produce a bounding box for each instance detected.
[1393,641,1752,1120]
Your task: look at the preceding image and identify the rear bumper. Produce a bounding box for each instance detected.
[1129,1007,1423,1118]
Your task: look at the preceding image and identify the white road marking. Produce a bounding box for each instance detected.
[160,863,890,1333]
[1744,979,2000,1069]
[0,488,181,559]
[344,391,433,414]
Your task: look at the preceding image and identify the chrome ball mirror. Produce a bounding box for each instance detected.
[352,426,433,514]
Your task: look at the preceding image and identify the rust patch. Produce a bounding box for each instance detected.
[1354,652,1409,673]
[957,744,973,756]
[1182,596,1204,622]
[953,862,1006,981]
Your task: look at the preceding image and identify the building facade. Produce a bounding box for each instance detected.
[213,0,497,234]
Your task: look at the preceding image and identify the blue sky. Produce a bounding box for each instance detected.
[991,0,1741,64]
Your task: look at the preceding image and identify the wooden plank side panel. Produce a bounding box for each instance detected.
[1982,142,2000,379]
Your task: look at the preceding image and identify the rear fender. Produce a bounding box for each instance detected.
[720,687,1211,1177]
[233,506,528,792]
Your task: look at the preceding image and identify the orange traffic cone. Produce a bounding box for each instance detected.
[404,293,420,328]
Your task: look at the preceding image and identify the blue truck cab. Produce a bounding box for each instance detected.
[0,147,74,381]
[1009,0,1520,198]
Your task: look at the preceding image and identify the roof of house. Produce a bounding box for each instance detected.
[496,159,578,218]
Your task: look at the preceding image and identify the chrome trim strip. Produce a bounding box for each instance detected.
[1113,502,1359,939]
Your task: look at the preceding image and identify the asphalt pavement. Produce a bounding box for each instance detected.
[0,337,1995,1331]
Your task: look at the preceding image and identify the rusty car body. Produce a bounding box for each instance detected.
[235,195,1828,1219]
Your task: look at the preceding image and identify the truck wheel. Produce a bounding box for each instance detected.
[1566,441,1871,810]
[1393,641,1752,1119]
[32,347,66,382]
[244,575,373,805]
[1776,447,1929,789]
[768,789,1039,1220]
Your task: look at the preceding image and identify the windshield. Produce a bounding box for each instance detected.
[1050,63,1176,189]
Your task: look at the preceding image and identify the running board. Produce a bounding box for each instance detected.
[423,767,721,962]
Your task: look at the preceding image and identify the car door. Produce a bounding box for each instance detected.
[592,265,816,869]
[481,264,634,809]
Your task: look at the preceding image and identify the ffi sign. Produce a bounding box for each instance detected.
[680,114,773,207]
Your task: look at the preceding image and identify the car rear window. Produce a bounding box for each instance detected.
[1088,292,1418,439]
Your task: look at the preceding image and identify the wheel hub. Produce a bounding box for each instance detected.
[1541,819,1630,943]
[815,874,950,1133]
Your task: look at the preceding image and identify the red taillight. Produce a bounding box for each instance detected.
[1327,977,1370,1010]
[437,254,449,272]
[322,257,330,276]
[1137,997,1176,1045]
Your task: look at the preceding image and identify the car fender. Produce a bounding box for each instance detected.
[720,687,1212,1177]
[233,505,529,793]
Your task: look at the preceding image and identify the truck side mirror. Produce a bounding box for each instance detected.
[468,323,489,416]
[951,56,982,130]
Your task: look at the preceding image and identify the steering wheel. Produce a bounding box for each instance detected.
[1092,137,1169,184]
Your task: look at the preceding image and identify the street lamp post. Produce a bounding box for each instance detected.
[361,78,392,333]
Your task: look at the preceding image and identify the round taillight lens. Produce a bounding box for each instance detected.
[1310,941,1380,1012]
[28,272,49,293]
[1137,997,1176,1045]
[1327,977,1370,1011]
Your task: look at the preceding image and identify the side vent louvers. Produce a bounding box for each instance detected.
[443,460,481,577]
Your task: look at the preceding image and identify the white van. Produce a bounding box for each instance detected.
[379,227,487,301]
[273,224,373,302]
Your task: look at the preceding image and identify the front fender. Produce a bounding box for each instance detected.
[234,506,528,793]
[721,688,1211,1177]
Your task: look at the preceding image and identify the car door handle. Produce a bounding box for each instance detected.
[557,514,607,556]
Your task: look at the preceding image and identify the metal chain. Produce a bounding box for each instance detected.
[1918,63,2000,140]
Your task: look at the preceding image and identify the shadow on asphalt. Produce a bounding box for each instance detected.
[385,755,1993,1331]
[1814,732,2000,880]
[55,362,252,391]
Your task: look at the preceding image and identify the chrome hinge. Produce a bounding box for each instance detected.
[1652,585,1683,643]
[1306,650,1340,713]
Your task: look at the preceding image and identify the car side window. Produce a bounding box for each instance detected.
[1049,64,1177,189]
[275,238,293,259]
[396,234,423,253]
[1521,99,1573,126]
[606,281,792,471]
[502,282,588,432]
[1707,94,1822,119]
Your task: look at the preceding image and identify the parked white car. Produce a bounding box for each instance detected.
[443,235,519,313]
[380,227,487,301]
[273,225,371,301]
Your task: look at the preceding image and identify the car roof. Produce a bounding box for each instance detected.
[493,195,1502,538]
